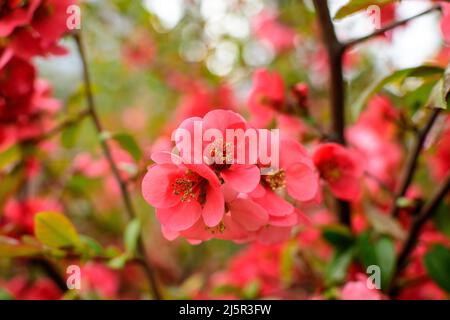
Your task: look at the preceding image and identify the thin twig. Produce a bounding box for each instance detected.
[313,0,350,226]
[73,32,162,300]
[343,5,442,49]
[390,109,441,217]
[389,174,450,297]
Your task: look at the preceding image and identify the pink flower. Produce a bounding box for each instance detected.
[142,110,315,244]
[313,143,362,201]
[142,152,224,232]
[428,116,450,181]
[0,56,36,122]
[252,10,297,53]
[341,275,383,300]
[3,276,62,300]
[440,2,450,43]
[3,197,62,234]
[1,0,77,60]
[81,263,120,298]
[247,69,285,127]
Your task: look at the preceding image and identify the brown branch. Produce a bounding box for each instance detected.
[73,32,162,300]
[390,109,441,218]
[313,0,350,226]
[343,5,442,49]
[389,174,450,297]
[29,258,67,292]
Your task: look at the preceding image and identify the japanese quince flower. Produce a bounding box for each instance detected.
[247,69,285,127]
[313,143,363,201]
[142,110,319,244]
[0,0,76,62]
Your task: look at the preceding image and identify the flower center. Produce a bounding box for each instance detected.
[172,170,206,202]
[205,221,226,234]
[319,162,341,182]
[263,169,286,190]
[205,138,233,168]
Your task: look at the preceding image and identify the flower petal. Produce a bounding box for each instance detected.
[286,163,319,202]
[221,165,260,193]
[156,201,202,231]
[202,185,225,227]
[229,198,268,231]
[141,164,181,208]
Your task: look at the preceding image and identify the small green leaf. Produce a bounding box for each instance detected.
[334,0,397,20]
[325,248,354,286]
[0,145,21,170]
[322,225,355,250]
[35,212,80,249]
[443,62,450,107]
[426,79,447,109]
[242,280,261,299]
[366,209,406,240]
[108,253,129,269]
[280,241,297,286]
[424,244,450,293]
[0,288,12,300]
[433,203,450,237]
[352,65,444,120]
[0,236,42,258]
[356,232,377,267]
[374,236,396,290]
[61,123,80,148]
[112,133,142,161]
[79,235,103,256]
[124,219,141,256]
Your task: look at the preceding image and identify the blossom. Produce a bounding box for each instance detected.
[428,116,450,181]
[0,0,76,61]
[0,56,36,122]
[142,110,316,244]
[313,143,362,201]
[2,197,62,234]
[252,10,297,53]
[247,69,285,127]
[142,152,223,232]
[2,276,62,300]
[81,263,120,299]
[340,275,383,300]
[440,2,450,43]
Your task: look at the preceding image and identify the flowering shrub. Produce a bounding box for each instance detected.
[0,0,449,301]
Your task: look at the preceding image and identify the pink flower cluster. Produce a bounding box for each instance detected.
[142,109,320,244]
[0,0,75,149]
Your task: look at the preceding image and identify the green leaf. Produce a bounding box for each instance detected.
[426,79,447,109]
[242,280,261,299]
[108,253,129,269]
[79,235,104,257]
[34,212,80,249]
[280,241,297,286]
[356,232,377,267]
[424,245,450,293]
[325,248,354,286]
[366,209,406,240]
[0,236,42,258]
[124,219,141,256]
[322,225,355,250]
[0,145,21,171]
[352,65,444,120]
[112,133,142,161]
[334,0,397,20]
[433,203,450,237]
[374,236,396,290]
[0,288,12,300]
[443,62,450,107]
[61,123,81,148]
